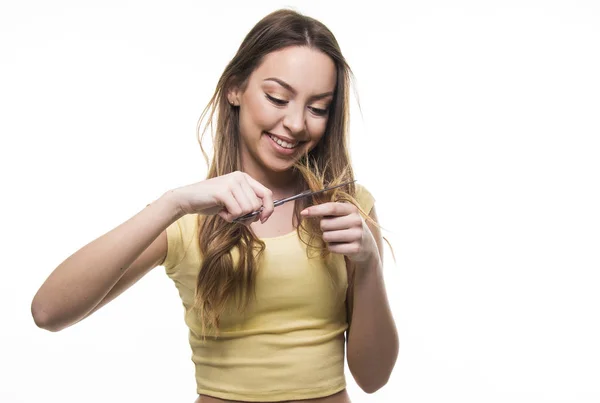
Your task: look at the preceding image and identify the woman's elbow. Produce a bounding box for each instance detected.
[349,348,398,393]
[355,373,391,394]
[349,360,395,394]
[31,299,63,332]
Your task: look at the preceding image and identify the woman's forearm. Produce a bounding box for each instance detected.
[31,191,182,331]
[346,255,399,393]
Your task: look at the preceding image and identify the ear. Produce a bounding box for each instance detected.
[226,84,241,106]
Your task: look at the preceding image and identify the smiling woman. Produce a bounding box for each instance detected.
[30,7,398,403]
[231,46,336,171]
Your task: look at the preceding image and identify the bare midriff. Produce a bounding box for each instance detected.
[195,389,351,403]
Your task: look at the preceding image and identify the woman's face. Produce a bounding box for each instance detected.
[229,46,337,176]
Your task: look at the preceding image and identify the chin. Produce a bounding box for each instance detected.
[261,157,298,173]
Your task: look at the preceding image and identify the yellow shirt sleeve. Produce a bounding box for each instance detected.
[162,214,199,274]
[355,183,376,215]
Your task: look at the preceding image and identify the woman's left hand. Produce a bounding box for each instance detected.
[301,202,379,265]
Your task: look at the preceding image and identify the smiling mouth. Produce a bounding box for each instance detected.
[266,132,301,149]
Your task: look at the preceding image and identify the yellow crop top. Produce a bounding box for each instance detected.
[162,184,375,402]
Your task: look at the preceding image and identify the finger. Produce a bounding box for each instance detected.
[216,191,243,222]
[218,210,231,221]
[230,210,260,224]
[244,175,274,221]
[300,202,355,218]
[237,213,261,227]
[326,242,361,256]
[322,228,362,244]
[239,177,263,212]
[319,214,362,232]
[231,182,254,214]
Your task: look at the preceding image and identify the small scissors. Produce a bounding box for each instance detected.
[232,179,357,223]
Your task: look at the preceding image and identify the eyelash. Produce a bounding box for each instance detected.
[265,94,329,117]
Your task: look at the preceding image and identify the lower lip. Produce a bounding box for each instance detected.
[264,132,300,156]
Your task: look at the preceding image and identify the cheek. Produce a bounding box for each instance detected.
[307,119,328,142]
[242,95,279,131]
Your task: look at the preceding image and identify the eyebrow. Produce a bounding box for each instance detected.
[264,77,334,100]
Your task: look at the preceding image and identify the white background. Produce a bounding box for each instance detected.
[1,0,599,402]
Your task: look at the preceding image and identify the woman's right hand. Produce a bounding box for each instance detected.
[172,171,275,223]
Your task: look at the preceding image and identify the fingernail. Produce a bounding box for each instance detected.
[300,209,308,215]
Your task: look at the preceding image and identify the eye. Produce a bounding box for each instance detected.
[309,106,329,117]
[265,94,288,106]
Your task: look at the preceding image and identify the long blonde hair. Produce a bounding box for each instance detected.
[194,9,367,333]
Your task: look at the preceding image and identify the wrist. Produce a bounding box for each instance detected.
[352,250,381,279]
[156,189,185,221]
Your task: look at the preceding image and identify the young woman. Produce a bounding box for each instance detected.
[31,9,398,403]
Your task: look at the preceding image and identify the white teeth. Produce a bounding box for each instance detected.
[269,134,298,149]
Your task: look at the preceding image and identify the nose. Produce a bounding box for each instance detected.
[282,103,305,136]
